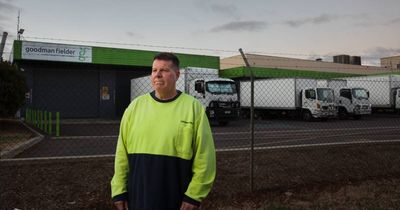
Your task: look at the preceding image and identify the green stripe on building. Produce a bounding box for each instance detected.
[92,46,219,69]
[13,40,220,69]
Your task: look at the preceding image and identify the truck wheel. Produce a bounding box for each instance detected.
[320,117,328,122]
[254,112,262,120]
[353,115,361,120]
[302,111,312,122]
[241,110,250,119]
[338,108,348,120]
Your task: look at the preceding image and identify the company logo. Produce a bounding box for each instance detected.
[79,47,88,61]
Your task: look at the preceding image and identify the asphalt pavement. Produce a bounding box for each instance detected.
[15,114,400,158]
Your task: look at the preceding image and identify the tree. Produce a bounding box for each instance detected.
[0,61,28,118]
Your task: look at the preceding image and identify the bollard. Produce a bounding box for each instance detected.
[25,108,29,123]
[39,110,43,130]
[49,112,52,136]
[33,109,38,127]
[44,111,48,133]
[56,112,60,137]
[28,108,31,123]
[32,109,35,125]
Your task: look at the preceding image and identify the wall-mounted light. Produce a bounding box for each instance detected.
[17,28,24,40]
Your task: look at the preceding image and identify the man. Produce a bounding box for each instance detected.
[111,52,216,210]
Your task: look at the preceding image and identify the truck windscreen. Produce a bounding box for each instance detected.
[352,88,368,99]
[206,81,237,94]
[317,88,334,102]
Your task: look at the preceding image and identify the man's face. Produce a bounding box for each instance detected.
[151,59,180,94]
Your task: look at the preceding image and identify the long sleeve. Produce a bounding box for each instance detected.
[183,109,216,205]
[110,109,130,201]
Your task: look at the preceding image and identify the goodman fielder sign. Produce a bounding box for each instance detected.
[22,41,92,63]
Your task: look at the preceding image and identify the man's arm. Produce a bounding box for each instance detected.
[180,201,199,210]
[111,110,130,203]
[183,109,216,206]
[114,200,129,210]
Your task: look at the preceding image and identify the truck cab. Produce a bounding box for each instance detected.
[336,88,371,119]
[131,67,240,126]
[191,78,240,125]
[301,87,337,121]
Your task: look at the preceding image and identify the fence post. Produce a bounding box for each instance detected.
[239,48,254,192]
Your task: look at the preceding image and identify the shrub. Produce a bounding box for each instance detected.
[0,61,28,118]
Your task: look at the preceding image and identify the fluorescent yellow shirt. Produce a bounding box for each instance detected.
[111,91,216,209]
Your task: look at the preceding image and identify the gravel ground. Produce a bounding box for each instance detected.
[1,143,400,210]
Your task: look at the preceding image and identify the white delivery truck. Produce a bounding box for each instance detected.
[345,75,400,112]
[326,79,372,119]
[131,67,240,125]
[239,78,337,121]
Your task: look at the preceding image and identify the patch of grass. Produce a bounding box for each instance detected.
[0,132,32,150]
[0,133,31,141]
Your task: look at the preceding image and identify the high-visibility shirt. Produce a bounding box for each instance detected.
[111,91,216,210]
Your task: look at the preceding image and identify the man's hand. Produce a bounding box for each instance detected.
[180,201,199,210]
[114,200,128,210]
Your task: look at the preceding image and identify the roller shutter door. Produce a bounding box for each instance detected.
[33,68,99,118]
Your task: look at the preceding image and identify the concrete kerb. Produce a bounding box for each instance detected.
[0,120,44,159]
[0,155,115,166]
[2,136,399,164]
[60,119,120,125]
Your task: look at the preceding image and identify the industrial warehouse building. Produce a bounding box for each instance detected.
[220,54,400,79]
[11,40,219,119]
[11,40,400,119]
[381,55,400,70]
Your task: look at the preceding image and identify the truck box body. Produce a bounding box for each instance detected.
[326,79,347,91]
[345,75,400,108]
[131,67,240,124]
[240,78,317,109]
[131,67,219,101]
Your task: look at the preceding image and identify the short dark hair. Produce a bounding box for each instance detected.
[153,52,180,69]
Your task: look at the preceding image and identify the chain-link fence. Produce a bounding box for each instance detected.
[1,65,400,208]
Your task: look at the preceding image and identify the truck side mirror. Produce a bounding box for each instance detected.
[195,80,205,94]
[367,91,370,98]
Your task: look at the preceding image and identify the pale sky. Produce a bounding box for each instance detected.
[1,0,399,66]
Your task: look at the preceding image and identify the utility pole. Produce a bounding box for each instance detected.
[17,10,20,40]
[239,48,254,192]
[17,10,24,40]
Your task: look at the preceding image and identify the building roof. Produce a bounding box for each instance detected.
[380,55,400,60]
[220,54,400,79]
